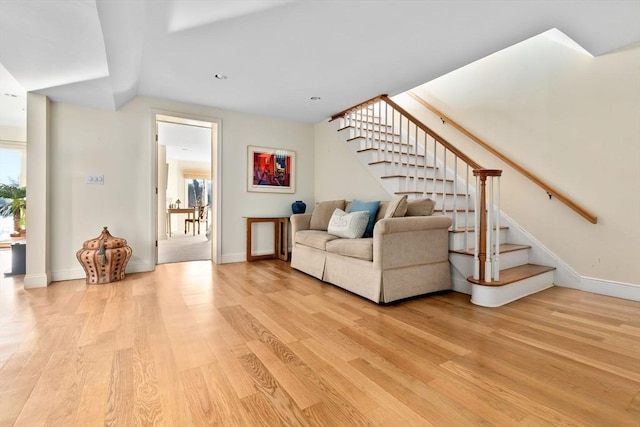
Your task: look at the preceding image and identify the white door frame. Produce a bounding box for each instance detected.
[150,109,223,265]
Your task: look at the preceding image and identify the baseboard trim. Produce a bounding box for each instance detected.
[221,252,246,264]
[51,261,155,282]
[51,268,85,282]
[24,272,51,288]
[126,261,155,274]
[561,277,640,302]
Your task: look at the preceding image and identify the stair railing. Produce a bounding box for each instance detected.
[331,95,503,283]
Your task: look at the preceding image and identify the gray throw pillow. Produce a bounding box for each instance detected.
[310,200,346,230]
[383,195,408,218]
[406,198,436,216]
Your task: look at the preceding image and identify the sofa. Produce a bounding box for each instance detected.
[290,196,452,303]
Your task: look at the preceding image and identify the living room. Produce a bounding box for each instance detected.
[0,1,638,425]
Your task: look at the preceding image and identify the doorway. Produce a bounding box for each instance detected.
[154,112,221,264]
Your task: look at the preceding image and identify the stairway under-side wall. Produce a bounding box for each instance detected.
[331,97,558,307]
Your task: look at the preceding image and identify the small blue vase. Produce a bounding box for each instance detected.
[292,200,306,214]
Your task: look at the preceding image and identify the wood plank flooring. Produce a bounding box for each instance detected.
[1,260,638,426]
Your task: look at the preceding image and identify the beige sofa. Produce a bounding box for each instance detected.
[290,197,452,303]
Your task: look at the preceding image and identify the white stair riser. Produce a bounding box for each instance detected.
[386,177,456,194]
[449,228,508,251]
[351,137,414,151]
[432,211,477,229]
[340,127,399,141]
[357,152,435,172]
[360,155,440,178]
[399,193,471,208]
[338,123,394,133]
[341,117,388,128]
[449,249,530,279]
[471,271,555,307]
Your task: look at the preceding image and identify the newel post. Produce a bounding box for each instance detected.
[473,169,502,282]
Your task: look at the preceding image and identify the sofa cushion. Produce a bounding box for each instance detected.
[327,209,369,239]
[348,199,380,238]
[295,230,340,250]
[406,198,436,216]
[310,200,345,230]
[326,238,373,261]
[384,195,408,218]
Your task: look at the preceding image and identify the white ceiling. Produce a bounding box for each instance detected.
[157,120,212,163]
[0,0,638,128]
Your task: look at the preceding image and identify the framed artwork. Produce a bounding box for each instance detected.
[247,145,296,193]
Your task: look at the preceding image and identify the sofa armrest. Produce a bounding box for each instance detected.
[290,214,312,247]
[372,216,452,270]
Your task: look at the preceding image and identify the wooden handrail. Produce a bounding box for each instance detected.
[408,91,598,224]
[330,94,388,121]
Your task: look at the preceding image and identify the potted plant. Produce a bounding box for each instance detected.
[0,180,27,237]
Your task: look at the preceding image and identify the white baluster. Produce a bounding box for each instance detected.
[452,158,458,230]
[493,176,501,281]
[465,166,469,252]
[485,177,493,282]
[473,174,480,280]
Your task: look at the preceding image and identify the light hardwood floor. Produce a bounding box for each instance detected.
[1,259,639,426]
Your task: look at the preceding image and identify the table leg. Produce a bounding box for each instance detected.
[278,217,289,261]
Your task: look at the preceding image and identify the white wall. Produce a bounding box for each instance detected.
[48,95,314,280]
[313,120,390,203]
[404,37,640,285]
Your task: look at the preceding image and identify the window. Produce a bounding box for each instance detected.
[186,178,212,207]
[0,145,25,240]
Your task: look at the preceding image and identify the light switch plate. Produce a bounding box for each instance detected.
[86,174,104,185]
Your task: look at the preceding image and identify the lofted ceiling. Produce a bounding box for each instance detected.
[0,0,638,128]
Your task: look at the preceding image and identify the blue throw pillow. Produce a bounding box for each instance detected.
[348,199,380,238]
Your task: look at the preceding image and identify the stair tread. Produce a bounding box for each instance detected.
[450,243,531,256]
[347,141,412,148]
[434,208,476,213]
[449,226,509,233]
[338,125,394,133]
[380,175,454,183]
[467,264,555,287]
[369,160,437,169]
[395,190,468,196]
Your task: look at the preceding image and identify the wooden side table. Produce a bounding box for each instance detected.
[166,207,197,237]
[245,217,289,262]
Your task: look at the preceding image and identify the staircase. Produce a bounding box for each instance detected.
[330,95,556,307]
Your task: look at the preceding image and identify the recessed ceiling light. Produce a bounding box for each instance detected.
[214,74,227,80]
[310,96,321,101]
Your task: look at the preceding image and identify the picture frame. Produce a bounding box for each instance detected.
[247,145,296,193]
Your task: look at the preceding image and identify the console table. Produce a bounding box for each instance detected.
[245,216,289,262]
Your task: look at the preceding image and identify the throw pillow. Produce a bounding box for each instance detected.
[383,195,408,218]
[348,199,380,238]
[406,198,436,216]
[310,200,346,230]
[327,209,369,239]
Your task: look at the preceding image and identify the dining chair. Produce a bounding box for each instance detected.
[185,205,208,234]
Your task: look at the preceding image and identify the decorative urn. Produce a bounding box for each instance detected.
[76,226,132,284]
[291,200,306,214]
